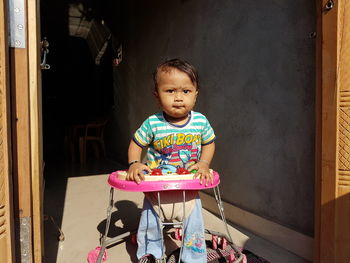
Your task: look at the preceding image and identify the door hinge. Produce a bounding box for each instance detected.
[20,216,32,262]
[8,0,26,48]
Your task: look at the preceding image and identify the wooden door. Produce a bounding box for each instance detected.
[5,0,43,261]
[315,1,350,262]
[28,0,44,261]
[0,1,15,262]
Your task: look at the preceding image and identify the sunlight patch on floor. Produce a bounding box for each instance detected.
[45,172,309,263]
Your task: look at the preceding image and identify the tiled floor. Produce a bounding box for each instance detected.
[43,159,310,263]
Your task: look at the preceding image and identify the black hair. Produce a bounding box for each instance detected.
[153,58,199,90]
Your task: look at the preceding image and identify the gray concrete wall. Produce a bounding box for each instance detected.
[105,0,315,236]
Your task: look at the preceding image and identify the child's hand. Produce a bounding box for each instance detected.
[189,161,213,186]
[127,163,151,184]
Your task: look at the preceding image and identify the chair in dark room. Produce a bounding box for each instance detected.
[79,119,108,165]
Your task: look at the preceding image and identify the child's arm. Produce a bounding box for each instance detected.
[189,142,215,186]
[127,140,151,184]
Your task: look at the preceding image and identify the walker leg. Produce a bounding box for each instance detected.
[177,190,186,263]
[96,187,114,263]
[213,186,233,243]
[157,192,167,262]
[213,186,246,263]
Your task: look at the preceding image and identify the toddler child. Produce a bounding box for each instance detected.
[127,58,216,263]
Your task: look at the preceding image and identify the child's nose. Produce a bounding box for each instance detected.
[174,91,183,101]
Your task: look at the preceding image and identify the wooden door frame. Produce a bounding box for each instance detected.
[315,0,350,262]
[5,0,43,261]
[0,0,15,262]
[28,0,44,261]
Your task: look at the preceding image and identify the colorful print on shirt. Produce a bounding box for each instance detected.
[133,111,215,169]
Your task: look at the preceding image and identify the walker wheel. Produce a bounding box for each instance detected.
[87,246,108,263]
[221,237,227,250]
[175,228,182,241]
[228,252,235,263]
[212,235,218,249]
[131,233,137,245]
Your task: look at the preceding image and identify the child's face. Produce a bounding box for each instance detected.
[155,68,198,120]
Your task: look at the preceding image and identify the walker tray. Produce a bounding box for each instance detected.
[108,170,220,192]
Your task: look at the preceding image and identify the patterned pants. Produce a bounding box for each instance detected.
[137,196,207,262]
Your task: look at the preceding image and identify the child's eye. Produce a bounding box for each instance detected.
[183,90,191,94]
[166,89,174,93]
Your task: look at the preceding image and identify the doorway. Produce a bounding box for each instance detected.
[31,1,348,262]
[40,1,121,261]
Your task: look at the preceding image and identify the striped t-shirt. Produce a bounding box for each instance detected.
[133,111,216,168]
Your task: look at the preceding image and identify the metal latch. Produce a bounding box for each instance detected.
[40,38,50,70]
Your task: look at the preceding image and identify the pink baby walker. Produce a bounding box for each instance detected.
[88,169,246,263]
